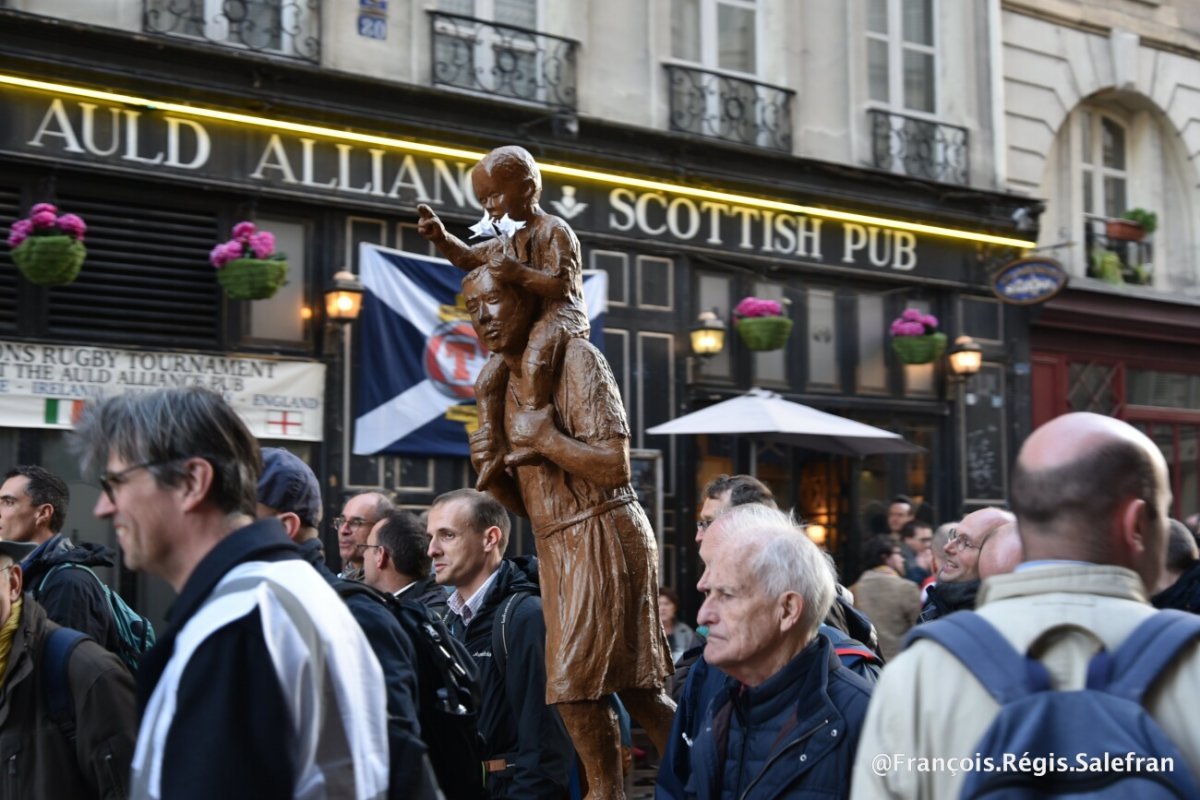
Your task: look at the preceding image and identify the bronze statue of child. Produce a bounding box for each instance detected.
[417,145,590,489]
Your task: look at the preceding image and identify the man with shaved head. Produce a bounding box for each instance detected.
[852,412,1200,798]
[978,521,1023,581]
[917,507,1014,623]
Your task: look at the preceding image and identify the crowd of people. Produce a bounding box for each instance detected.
[1,397,1198,798]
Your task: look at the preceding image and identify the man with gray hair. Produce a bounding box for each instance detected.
[74,387,389,799]
[686,504,873,796]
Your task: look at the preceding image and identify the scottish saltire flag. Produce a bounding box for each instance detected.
[353,244,608,456]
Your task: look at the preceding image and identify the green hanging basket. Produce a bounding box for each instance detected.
[735,316,794,351]
[217,257,288,300]
[891,332,947,364]
[11,235,86,286]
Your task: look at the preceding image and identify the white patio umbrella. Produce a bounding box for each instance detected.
[646,387,923,456]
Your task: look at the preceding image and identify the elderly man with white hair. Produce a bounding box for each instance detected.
[685,504,873,798]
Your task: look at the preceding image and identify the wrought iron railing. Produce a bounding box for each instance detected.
[429,11,578,110]
[1084,216,1154,286]
[143,0,321,64]
[665,64,794,152]
[869,109,969,185]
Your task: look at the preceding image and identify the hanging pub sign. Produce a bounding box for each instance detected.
[991,257,1068,305]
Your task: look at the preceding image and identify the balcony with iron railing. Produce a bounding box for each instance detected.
[664,64,794,152]
[869,109,969,185]
[1084,216,1154,286]
[428,11,578,111]
[143,0,321,64]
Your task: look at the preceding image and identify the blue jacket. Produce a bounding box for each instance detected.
[657,626,879,799]
[686,635,872,799]
[22,534,120,656]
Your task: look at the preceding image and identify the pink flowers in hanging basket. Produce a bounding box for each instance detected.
[209,220,283,269]
[7,203,87,248]
[890,308,939,338]
[734,296,785,319]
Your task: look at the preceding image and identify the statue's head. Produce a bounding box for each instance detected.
[472,145,542,221]
[462,266,536,356]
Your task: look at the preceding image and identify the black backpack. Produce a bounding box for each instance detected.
[337,582,487,799]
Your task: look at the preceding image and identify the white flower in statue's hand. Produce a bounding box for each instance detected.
[468,209,497,240]
[494,214,526,243]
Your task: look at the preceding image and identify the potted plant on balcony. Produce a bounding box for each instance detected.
[733,296,793,351]
[210,221,288,300]
[6,203,87,286]
[890,308,946,364]
[1105,208,1156,243]
[1089,249,1124,285]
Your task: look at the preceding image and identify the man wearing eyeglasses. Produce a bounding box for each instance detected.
[74,387,389,800]
[917,507,1015,624]
[336,491,394,581]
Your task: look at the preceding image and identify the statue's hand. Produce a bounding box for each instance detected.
[416,204,446,244]
[508,406,555,452]
[469,424,501,471]
[488,253,523,284]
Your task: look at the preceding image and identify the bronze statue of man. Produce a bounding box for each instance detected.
[457,258,676,798]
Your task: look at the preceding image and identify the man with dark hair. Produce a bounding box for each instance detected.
[427,487,572,798]
[853,412,1200,798]
[1152,518,1200,613]
[695,473,776,542]
[0,465,119,653]
[337,490,395,581]
[364,509,445,612]
[886,494,915,537]
[256,448,435,798]
[851,536,921,660]
[0,539,137,799]
[898,520,934,584]
[74,387,389,799]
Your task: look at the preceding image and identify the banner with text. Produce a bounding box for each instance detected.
[0,342,326,441]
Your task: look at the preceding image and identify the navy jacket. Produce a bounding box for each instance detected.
[22,534,120,656]
[687,635,872,799]
[454,557,572,799]
[657,626,879,799]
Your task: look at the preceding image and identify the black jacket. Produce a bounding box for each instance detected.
[918,579,980,624]
[1153,559,1200,613]
[404,574,449,619]
[0,600,137,800]
[296,538,435,799]
[455,558,572,799]
[22,535,119,656]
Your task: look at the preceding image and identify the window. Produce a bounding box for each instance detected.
[248,218,308,344]
[434,0,554,104]
[1080,110,1129,221]
[145,0,318,61]
[671,0,757,75]
[866,0,936,114]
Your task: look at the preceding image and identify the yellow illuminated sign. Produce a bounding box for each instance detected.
[0,73,1036,249]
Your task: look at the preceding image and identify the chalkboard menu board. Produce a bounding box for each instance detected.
[961,363,1007,503]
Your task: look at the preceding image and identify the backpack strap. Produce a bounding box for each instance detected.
[834,645,881,663]
[1100,609,1200,702]
[490,591,531,679]
[42,627,88,745]
[904,611,1050,703]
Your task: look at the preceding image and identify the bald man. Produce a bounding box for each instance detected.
[978,521,1022,581]
[918,507,1014,623]
[853,412,1200,799]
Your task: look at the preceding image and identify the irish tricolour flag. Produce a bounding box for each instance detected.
[44,399,85,427]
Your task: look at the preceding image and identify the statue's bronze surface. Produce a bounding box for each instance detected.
[419,147,675,798]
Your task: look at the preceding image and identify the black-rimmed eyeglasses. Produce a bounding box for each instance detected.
[98,462,165,504]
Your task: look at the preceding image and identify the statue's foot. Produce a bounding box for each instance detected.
[504,447,544,467]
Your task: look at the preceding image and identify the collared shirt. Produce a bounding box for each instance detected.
[394,581,418,600]
[447,567,500,628]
